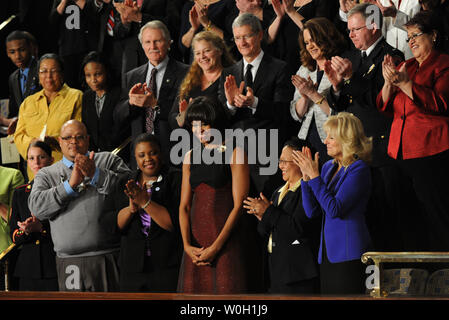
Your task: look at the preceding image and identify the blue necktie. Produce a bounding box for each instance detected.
[20,72,27,95]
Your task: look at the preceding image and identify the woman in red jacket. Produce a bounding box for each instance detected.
[377,10,449,251]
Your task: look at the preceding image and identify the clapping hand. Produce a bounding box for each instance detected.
[129,83,157,108]
[243,193,271,221]
[291,75,316,99]
[224,75,245,106]
[18,214,43,235]
[124,179,150,208]
[292,147,319,181]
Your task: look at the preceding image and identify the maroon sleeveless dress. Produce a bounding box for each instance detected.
[177,145,258,294]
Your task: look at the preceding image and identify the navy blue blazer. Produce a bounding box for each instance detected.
[301,159,372,264]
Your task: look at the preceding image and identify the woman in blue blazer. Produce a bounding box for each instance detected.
[293,112,373,294]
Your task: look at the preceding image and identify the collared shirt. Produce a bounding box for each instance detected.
[95,93,106,117]
[364,36,384,57]
[13,83,83,167]
[145,57,169,98]
[62,155,100,196]
[226,50,264,115]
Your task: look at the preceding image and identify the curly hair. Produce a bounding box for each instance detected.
[299,17,348,71]
[179,31,235,101]
[323,112,372,167]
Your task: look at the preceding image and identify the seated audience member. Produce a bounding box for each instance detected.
[14,53,83,180]
[179,0,231,63]
[290,17,347,167]
[9,141,58,291]
[115,20,188,169]
[50,0,103,89]
[4,31,41,135]
[169,30,235,130]
[81,51,124,153]
[0,166,25,253]
[377,11,449,251]
[244,137,320,294]
[178,96,263,294]
[293,112,372,295]
[115,133,182,292]
[28,120,131,292]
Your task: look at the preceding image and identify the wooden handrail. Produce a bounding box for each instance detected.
[0,15,16,31]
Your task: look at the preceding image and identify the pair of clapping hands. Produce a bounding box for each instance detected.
[128,83,157,108]
[224,75,255,108]
[113,0,142,24]
[123,179,151,212]
[17,214,43,235]
[69,152,96,188]
[382,54,409,87]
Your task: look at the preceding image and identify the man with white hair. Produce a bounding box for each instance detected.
[115,20,188,168]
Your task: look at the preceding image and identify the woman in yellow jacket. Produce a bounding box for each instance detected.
[14,53,82,180]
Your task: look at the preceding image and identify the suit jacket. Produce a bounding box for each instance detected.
[218,53,295,194]
[114,58,189,168]
[257,183,319,289]
[113,169,183,277]
[377,50,449,160]
[82,87,122,152]
[8,58,40,118]
[327,38,404,167]
[9,182,57,279]
[302,160,372,264]
[218,53,294,145]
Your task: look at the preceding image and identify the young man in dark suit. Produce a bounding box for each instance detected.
[114,20,188,169]
[3,30,40,135]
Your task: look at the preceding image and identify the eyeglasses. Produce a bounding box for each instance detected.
[347,25,368,34]
[39,68,60,75]
[233,33,256,42]
[406,32,424,42]
[278,160,294,165]
[60,135,87,142]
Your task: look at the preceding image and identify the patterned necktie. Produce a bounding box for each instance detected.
[361,51,367,64]
[145,68,158,133]
[245,64,253,89]
[107,9,114,37]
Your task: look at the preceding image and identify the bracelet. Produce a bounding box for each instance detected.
[315,96,325,105]
[141,198,151,210]
[205,21,212,31]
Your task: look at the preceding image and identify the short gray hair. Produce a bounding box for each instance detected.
[138,20,171,44]
[232,13,262,33]
[348,3,383,29]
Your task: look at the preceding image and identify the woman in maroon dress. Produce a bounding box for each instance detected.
[177,96,259,294]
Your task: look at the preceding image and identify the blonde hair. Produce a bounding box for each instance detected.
[323,112,373,167]
[179,31,235,101]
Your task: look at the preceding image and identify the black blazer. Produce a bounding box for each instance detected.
[327,38,404,167]
[8,58,40,118]
[82,87,122,152]
[258,184,319,289]
[218,53,295,141]
[9,182,57,279]
[115,168,183,275]
[114,58,189,167]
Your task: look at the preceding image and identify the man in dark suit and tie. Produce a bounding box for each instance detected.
[218,12,294,197]
[115,20,188,168]
[325,3,410,251]
[3,30,40,135]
